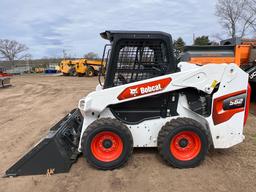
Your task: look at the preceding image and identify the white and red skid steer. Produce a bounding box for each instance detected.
[5,31,251,176]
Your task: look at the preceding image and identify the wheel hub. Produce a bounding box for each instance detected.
[170,131,202,161]
[91,131,123,162]
[179,138,188,148]
[103,139,113,149]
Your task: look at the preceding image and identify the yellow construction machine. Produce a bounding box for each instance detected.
[59,59,80,76]
[76,59,105,77]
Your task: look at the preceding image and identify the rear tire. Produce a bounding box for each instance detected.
[81,118,133,170]
[157,118,209,168]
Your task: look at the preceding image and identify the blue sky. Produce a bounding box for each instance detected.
[0,0,221,59]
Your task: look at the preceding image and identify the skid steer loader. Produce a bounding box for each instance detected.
[5,31,251,177]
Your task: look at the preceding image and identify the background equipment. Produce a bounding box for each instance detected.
[59,59,80,76]
[181,38,256,97]
[76,59,105,77]
[0,71,12,88]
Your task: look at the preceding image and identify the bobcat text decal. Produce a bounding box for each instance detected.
[117,78,172,100]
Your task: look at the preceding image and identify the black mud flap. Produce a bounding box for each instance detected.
[5,108,83,177]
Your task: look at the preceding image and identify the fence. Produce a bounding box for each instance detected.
[0,61,59,74]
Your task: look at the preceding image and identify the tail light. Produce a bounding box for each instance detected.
[244,84,251,125]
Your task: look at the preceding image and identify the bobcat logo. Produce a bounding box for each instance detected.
[129,88,138,96]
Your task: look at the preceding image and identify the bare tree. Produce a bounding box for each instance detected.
[0,39,29,66]
[249,0,256,32]
[215,0,256,38]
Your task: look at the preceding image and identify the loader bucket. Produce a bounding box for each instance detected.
[5,108,83,177]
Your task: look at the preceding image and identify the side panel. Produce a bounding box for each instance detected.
[208,65,249,148]
[212,90,246,125]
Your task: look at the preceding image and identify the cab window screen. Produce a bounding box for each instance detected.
[113,39,169,86]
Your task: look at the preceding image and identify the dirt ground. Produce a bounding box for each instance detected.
[0,75,256,192]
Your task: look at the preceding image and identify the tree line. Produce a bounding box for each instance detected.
[173,0,256,60]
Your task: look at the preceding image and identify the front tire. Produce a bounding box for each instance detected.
[81,118,133,170]
[157,118,209,168]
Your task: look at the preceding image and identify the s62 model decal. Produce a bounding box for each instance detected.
[223,94,246,110]
[212,90,246,125]
[117,78,172,100]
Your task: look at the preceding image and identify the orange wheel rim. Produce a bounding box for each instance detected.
[170,131,201,161]
[91,131,123,162]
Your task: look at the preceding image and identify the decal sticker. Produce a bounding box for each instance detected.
[129,88,138,96]
[117,78,172,100]
[212,90,246,125]
[210,80,218,89]
[223,94,246,110]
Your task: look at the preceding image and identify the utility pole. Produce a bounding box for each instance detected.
[25,54,31,73]
[193,33,196,45]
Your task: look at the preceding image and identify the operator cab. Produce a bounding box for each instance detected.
[100,31,177,89]
[98,31,179,124]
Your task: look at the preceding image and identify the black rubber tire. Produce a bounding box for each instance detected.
[86,66,95,77]
[157,117,209,168]
[81,118,133,170]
